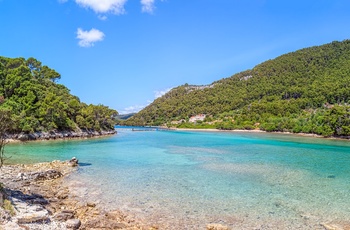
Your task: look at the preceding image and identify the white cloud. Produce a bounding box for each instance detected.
[120,87,171,114]
[98,15,108,20]
[120,104,147,114]
[76,28,105,47]
[141,0,155,13]
[154,87,172,98]
[75,0,127,14]
[58,0,68,3]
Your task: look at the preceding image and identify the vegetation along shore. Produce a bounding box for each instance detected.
[0,56,118,136]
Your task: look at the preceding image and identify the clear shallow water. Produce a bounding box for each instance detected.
[6,129,350,229]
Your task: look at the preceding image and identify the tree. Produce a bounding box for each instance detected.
[40,65,61,82]
[0,56,118,133]
[0,109,14,168]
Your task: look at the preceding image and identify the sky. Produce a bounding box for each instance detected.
[1,0,350,114]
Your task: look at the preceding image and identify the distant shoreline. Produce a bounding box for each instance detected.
[172,127,350,141]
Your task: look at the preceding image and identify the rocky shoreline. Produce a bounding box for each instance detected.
[1,159,348,230]
[6,129,117,142]
[0,159,147,230]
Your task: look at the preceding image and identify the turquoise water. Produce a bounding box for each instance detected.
[6,129,350,229]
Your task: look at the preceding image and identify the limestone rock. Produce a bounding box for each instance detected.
[84,216,127,229]
[86,202,96,208]
[207,223,230,230]
[66,218,81,229]
[321,222,350,230]
[16,173,25,181]
[56,189,69,199]
[13,129,116,142]
[1,221,24,230]
[69,157,79,167]
[16,209,49,224]
[53,210,75,221]
[11,196,49,224]
[0,207,11,223]
[31,169,62,181]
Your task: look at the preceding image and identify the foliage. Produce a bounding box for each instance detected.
[124,40,350,137]
[0,56,118,134]
[2,199,15,216]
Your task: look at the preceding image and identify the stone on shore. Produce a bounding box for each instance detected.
[11,197,49,224]
[66,218,81,229]
[69,157,79,167]
[321,222,350,230]
[9,129,116,142]
[0,159,145,230]
[30,169,63,181]
[0,207,11,223]
[206,223,230,230]
[53,210,75,221]
[15,202,49,224]
[86,202,96,208]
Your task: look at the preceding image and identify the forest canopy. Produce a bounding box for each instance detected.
[0,56,118,133]
[124,40,350,137]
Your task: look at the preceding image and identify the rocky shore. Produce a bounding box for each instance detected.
[7,129,116,142]
[1,159,348,230]
[0,159,148,230]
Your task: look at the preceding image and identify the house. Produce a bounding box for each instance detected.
[189,114,206,123]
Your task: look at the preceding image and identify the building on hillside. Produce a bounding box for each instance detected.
[171,119,186,125]
[189,114,206,123]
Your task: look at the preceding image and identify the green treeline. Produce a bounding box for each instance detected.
[124,40,350,137]
[0,56,118,133]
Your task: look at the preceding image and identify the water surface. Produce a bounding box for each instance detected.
[6,129,350,229]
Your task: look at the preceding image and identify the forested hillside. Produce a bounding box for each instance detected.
[0,56,117,133]
[124,40,350,137]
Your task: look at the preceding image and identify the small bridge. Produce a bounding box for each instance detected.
[131,127,172,132]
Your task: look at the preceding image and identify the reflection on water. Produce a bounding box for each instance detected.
[6,130,350,229]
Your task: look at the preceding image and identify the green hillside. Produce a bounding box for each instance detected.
[124,40,350,137]
[116,113,136,121]
[0,56,117,133]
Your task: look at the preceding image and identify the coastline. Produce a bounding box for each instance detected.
[6,129,117,143]
[172,128,350,140]
[1,134,349,229]
[0,159,147,230]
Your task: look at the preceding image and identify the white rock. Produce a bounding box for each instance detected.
[16,209,49,224]
[66,218,81,229]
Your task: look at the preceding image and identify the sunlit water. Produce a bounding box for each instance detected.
[6,129,350,229]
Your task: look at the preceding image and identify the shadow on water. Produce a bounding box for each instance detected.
[78,162,92,167]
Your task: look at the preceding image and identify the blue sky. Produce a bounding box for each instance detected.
[1,0,350,114]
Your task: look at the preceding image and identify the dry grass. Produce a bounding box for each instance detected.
[3,199,15,216]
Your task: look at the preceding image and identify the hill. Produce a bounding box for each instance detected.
[116,113,136,121]
[124,40,350,137]
[0,56,118,134]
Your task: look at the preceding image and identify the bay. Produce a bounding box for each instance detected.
[6,129,350,229]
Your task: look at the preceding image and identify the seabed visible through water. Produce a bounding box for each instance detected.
[7,129,350,229]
